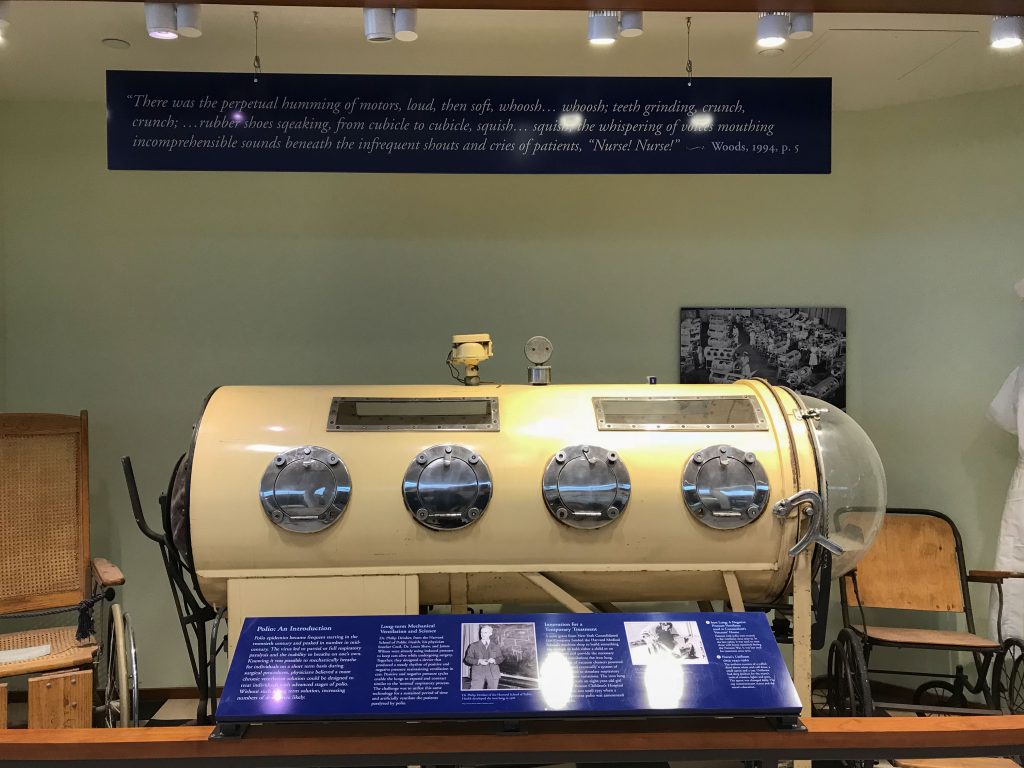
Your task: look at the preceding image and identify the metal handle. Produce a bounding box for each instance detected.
[773,489,844,558]
[121,456,165,544]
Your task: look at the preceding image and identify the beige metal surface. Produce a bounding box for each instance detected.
[191,382,809,608]
[227,575,420,652]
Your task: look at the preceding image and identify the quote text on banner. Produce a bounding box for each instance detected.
[107,71,831,174]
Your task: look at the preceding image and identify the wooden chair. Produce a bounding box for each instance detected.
[0,412,130,728]
[839,508,1023,715]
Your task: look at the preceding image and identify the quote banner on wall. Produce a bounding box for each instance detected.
[214,612,802,728]
[107,71,831,174]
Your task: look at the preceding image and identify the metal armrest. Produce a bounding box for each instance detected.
[92,557,125,587]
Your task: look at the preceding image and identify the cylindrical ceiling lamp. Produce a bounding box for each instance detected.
[144,3,178,40]
[991,16,1024,49]
[588,10,618,45]
[394,7,417,41]
[757,12,789,47]
[620,10,643,38]
[176,4,202,37]
[789,11,813,39]
[364,7,395,42]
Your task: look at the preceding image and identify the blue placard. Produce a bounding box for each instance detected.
[216,612,802,723]
[106,71,831,174]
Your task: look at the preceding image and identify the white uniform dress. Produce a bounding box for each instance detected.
[989,365,1024,642]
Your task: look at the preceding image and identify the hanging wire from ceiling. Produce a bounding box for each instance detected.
[685,16,694,86]
[252,11,262,83]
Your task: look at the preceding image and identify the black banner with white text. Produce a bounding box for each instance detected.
[107,71,831,174]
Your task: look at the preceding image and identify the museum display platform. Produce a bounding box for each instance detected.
[2,716,1024,767]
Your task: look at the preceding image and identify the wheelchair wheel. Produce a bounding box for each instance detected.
[993,638,1024,714]
[811,674,831,716]
[912,680,962,715]
[827,631,874,768]
[827,629,874,717]
[102,604,139,727]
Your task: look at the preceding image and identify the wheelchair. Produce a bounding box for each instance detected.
[0,411,136,728]
[823,508,1024,718]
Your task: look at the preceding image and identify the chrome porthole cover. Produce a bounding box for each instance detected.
[682,444,770,530]
[259,446,352,534]
[542,444,630,530]
[402,444,492,531]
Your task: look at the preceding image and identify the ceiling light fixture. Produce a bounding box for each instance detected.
[620,10,643,37]
[991,15,1024,49]
[176,4,202,38]
[144,2,178,40]
[789,11,813,39]
[588,11,619,45]
[756,12,789,48]
[364,7,395,42]
[394,7,417,41]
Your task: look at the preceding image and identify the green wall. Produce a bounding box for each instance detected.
[0,127,6,409]
[0,86,1022,689]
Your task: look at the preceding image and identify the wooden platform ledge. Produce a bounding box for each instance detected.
[2,716,1024,767]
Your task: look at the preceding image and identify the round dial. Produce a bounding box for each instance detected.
[525,336,553,365]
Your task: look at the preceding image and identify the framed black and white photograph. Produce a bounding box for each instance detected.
[460,622,539,691]
[680,307,847,408]
[624,620,708,666]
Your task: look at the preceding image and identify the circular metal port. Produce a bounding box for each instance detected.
[542,445,630,530]
[682,445,770,530]
[403,445,492,531]
[259,446,352,534]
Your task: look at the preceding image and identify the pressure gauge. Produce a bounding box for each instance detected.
[525,336,553,365]
[526,336,554,385]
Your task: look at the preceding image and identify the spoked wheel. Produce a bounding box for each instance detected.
[994,638,1024,714]
[827,629,874,717]
[811,674,831,716]
[827,630,874,768]
[103,604,139,727]
[912,680,963,715]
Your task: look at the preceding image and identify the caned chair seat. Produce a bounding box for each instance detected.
[857,625,1000,650]
[0,626,97,678]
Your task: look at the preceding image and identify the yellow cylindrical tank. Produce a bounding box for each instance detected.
[182,381,885,610]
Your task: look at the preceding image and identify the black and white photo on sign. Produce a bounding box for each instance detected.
[680,307,847,408]
[624,621,708,666]
[460,622,539,691]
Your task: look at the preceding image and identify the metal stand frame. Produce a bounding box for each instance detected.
[122,456,224,725]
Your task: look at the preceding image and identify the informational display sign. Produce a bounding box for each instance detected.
[216,612,802,724]
[106,71,831,174]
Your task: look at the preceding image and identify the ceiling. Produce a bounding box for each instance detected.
[0,3,1021,109]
